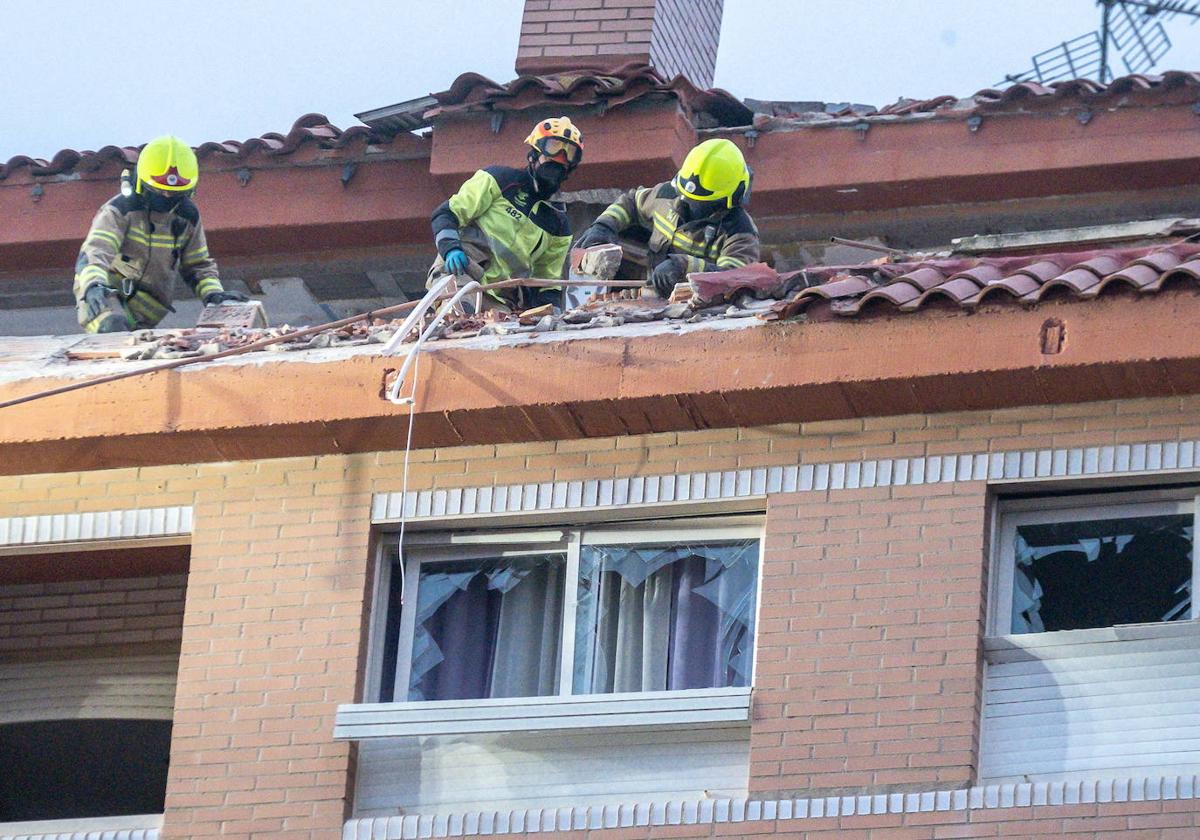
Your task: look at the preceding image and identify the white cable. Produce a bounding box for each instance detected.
[395,349,420,606]
[379,274,457,358]
[385,280,481,404]
[386,274,479,604]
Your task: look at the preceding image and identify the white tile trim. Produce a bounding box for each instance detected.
[371,442,1200,524]
[342,773,1200,838]
[1,830,159,840]
[0,814,161,840]
[0,507,192,548]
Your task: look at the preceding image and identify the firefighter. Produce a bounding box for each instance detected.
[429,117,582,312]
[73,135,246,333]
[575,138,760,297]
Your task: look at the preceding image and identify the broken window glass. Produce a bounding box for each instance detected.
[1012,514,1192,633]
[573,539,758,694]
[405,554,564,701]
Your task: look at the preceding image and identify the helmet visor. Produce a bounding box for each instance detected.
[534,137,581,167]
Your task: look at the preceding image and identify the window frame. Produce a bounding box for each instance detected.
[367,516,764,705]
[988,486,1200,637]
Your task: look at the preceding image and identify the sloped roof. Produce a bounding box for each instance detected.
[6,70,1198,182]
[763,242,1200,320]
[427,62,754,127]
[0,114,399,181]
[750,70,1200,129]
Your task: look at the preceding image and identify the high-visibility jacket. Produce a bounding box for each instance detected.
[430,166,570,303]
[73,193,223,329]
[595,181,760,279]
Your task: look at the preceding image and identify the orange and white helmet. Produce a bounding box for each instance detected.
[524,117,583,169]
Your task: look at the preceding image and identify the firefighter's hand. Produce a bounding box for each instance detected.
[444,248,470,275]
[650,258,685,298]
[575,222,618,250]
[203,290,250,305]
[82,283,112,321]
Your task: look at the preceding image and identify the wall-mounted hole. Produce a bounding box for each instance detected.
[1040,317,1065,355]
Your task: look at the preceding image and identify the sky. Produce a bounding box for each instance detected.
[2,0,1199,160]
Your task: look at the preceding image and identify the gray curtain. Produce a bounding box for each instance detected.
[407,555,563,701]
[574,540,757,694]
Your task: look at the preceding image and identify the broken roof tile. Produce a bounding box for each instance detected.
[687,262,785,305]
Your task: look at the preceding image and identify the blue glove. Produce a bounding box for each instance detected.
[444,248,469,275]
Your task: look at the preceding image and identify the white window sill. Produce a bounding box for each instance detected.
[985,618,1200,663]
[334,686,751,740]
[0,813,162,838]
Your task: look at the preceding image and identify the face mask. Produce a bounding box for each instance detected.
[532,161,568,195]
[144,190,185,213]
[677,196,725,223]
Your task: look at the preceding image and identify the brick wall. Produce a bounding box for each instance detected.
[164,457,374,839]
[6,395,1200,836]
[516,0,723,87]
[754,482,987,798]
[0,573,186,656]
[650,0,722,87]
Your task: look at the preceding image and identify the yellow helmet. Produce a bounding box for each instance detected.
[524,117,583,169]
[674,139,750,209]
[136,135,199,194]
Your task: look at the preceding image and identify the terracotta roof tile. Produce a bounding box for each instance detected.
[0,114,395,181]
[428,62,753,127]
[763,242,1200,320]
[750,70,1200,132]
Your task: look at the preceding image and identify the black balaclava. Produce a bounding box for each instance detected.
[144,189,186,214]
[530,156,569,198]
[676,195,727,225]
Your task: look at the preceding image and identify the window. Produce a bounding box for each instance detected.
[373,519,761,703]
[991,491,1197,635]
[981,487,1200,783]
[0,719,171,822]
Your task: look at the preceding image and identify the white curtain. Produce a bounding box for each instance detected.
[574,540,757,695]
[491,562,562,698]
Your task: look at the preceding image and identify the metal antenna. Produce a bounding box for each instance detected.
[1000,0,1200,86]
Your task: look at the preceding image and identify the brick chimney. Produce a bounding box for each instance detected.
[516,0,724,88]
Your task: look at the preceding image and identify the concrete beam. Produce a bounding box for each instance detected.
[2,291,1200,475]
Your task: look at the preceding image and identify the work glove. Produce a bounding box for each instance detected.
[203,290,250,305]
[575,222,619,250]
[82,283,113,321]
[650,258,685,298]
[443,247,470,276]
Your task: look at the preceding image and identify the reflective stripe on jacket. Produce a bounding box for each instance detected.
[72,193,223,329]
[597,181,760,279]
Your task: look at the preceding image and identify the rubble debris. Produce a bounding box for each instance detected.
[518,304,555,325]
[196,301,269,329]
[668,284,693,304]
[61,263,821,366]
[686,262,785,306]
[571,244,624,282]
